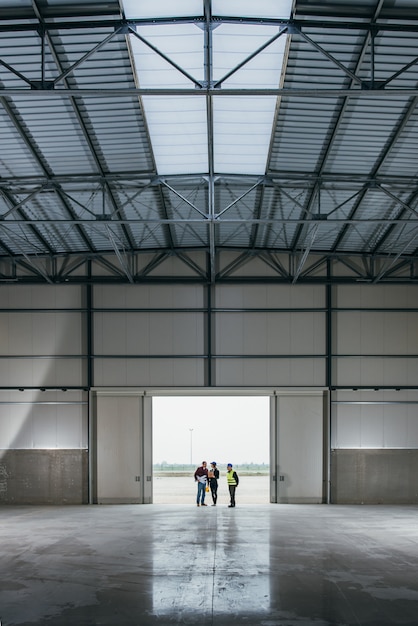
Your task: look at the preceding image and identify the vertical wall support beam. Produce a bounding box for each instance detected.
[207,283,213,386]
[326,280,332,389]
[86,282,93,389]
[86,282,93,503]
[270,394,278,503]
[323,390,331,504]
[88,389,97,504]
[325,279,333,503]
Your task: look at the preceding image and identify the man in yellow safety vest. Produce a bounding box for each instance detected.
[226,463,239,508]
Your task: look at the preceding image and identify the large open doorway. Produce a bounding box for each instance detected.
[152,396,270,504]
[92,388,327,505]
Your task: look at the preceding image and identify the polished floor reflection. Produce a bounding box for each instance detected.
[1,504,418,625]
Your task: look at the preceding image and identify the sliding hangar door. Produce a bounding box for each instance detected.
[0,281,418,505]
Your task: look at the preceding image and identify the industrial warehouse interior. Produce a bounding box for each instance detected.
[1,0,418,624]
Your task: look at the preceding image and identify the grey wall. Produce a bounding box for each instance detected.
[0,449,88,504]
[93,283,327,387]
[0,388,88,504]
[330,389,418,503]
[331,449,418,504]
[0,281,417,504]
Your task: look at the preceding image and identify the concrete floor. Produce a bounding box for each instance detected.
[1,504,418,626]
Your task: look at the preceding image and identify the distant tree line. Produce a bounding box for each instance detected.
[153,462,269,475]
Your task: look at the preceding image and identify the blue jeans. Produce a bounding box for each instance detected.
[197,482,206,504]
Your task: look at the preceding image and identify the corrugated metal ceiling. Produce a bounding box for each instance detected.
[1,0,418,283]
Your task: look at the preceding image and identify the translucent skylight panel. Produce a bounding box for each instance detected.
[124,1,292,176]
[130,25,202,88]
[122,0,201,19]
[142,97,208,174]
[213,24,287,87]
[213,24,288,174]
[129,23,207,174]
[214,97,277,173]
[212,0,292,19]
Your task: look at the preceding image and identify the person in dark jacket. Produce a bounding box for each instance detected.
[208,461,220,506]
[226,463,239,507]
[194,461,209,506]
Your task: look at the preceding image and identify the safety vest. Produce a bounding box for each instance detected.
[226,470,237,486]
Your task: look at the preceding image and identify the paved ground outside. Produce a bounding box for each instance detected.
[153,474,270,504]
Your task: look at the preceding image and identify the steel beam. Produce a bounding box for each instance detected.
[2,17,418,34]
[2,88,418,97]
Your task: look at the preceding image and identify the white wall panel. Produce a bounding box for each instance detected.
[290,358,325,386]
[290,313,325,354]
[7,407,34,448]
[333,357,418,387]
[30,285,83,308]
[56,404,87,448]
[0,358,84,387]
[147,284,205,308]
[382,358,405,382]
[215,313,243,353]
[147,358,204,387]
[0,405,31,448]
[0,394,87,450]
[383,313,410,353]
[383,408,408,448]
[360,407,384,447]
[407,409,418,444]
[94,357,128,386]
[32,314,57,355]
[32,406,59,448]
[214,358,245,385]
[7,314,31,355]
[333,311,361,353]
[215,312,325,356]
[93,283,205,309]
[94,312,204,356]
[148,313,204,354]
[0,312,83,356]
[0,285,83,309]
[125,314,149,353]
[0,359,29,387]
[215,284,325,308]
[334,284,418,308]
[94,358,205,387]
[33,312,83,355]
[94,285,139,308]
[94,312,127,354]
[266,313,291,353]
[214,358,326,386]
[335,311,418,355]
[332,390,418,449]
[53,358,85,386]
[332,404,362,448]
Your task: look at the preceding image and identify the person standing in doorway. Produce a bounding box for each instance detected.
[194,461,209,507]
[226,463,239,507]
[208,461,220,506]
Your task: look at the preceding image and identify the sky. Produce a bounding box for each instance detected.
[152,396,270,466]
